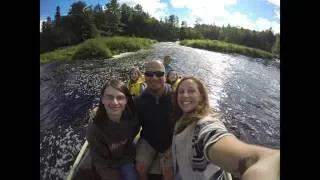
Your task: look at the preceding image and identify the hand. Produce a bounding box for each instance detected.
[242,151,280,180]
[159,148,171,169]
[160,156,174,180]
[160,155,167,172]
[164,147,172,158]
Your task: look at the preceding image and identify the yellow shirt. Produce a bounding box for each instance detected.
[128,76,145,96]
[172,78,182,92]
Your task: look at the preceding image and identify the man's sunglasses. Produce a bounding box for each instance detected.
[144,71,165,77]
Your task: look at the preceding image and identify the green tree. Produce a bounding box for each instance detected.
[40,17,55,53]
[41,17,52,33]
[272,34,280,56]
[68,1,86,16]
[67,1,97,41]
[54,6,61,26]
[120,3,133,35]
[93,4,106,30]
[130,4,148,37]
[40,0,280,55]
[179,21,187,40]
[104,0,122,34]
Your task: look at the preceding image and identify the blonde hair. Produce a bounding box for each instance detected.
[173,76,218,134]
[129,67,142,82]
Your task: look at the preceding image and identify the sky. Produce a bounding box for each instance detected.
[40,0,280,33]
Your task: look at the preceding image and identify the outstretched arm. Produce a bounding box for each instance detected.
[207,135,279,180]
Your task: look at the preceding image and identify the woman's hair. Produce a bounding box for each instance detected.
[129,67,142,82]
[93,79,135,123]
[173,76,216,134]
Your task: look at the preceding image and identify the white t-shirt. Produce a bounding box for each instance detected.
[172,115,234,180]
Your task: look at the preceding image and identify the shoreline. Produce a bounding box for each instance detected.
[40,36,156,65]
[179,39,279,60]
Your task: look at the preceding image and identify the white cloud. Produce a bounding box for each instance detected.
[267,0,280,8]
[275,9,280,19]
[171,0,279,33]
[170,0,236,23]
[40,20,44,32]
[118,0,168,19]
[102,5,107,11]
[116,0,279,33]
[267,0,280,20]
[222,13,279,33]
[170,0,237,9]
[255,17,278,32]
[271,22,280,34]
[169,0,238,28]
[226,12,255,30]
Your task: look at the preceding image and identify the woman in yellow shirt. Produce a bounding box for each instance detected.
[127,67,146,97]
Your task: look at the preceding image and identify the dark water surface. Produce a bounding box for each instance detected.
[40,42,279,179]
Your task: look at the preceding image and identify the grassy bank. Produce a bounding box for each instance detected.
[40,36,157,65]
[180,39,276,59]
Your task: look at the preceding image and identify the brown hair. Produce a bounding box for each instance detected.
[173,76,217,134]
[93,79,135,123]
[166,70,178,84]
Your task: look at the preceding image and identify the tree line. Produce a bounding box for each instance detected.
[40,0,280,56]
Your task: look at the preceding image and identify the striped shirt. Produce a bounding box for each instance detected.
[172,115,234,180]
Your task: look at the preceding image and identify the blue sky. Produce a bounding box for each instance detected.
[40,0,280,33]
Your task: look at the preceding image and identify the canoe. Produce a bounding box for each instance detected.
[66,108,232,180]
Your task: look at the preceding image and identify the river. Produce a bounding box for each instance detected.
[40,42,280,180]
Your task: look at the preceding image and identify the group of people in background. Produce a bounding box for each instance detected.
[85,55,280,180]
[127,56,182,97]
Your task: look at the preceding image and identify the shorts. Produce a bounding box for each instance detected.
[135,138,173,168]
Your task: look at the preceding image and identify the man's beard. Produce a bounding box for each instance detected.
[149,87,161,94]
[148,84,164,95]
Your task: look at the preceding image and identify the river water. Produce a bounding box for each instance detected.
[40,42,280,180]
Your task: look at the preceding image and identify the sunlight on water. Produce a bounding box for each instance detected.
[40,126,85,180]
[152,42,279,147]
[40,43,279,179]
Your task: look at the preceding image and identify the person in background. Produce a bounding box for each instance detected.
[127,67,146,97]
[163,56,174,74]
[172,76,280,180]
[166,70,182,92]
[86,79,140,180]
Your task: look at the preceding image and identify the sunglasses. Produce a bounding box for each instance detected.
[144,71,165,77]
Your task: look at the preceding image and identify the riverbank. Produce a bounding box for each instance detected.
[40,36,157,65]
[180,39,278,59]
